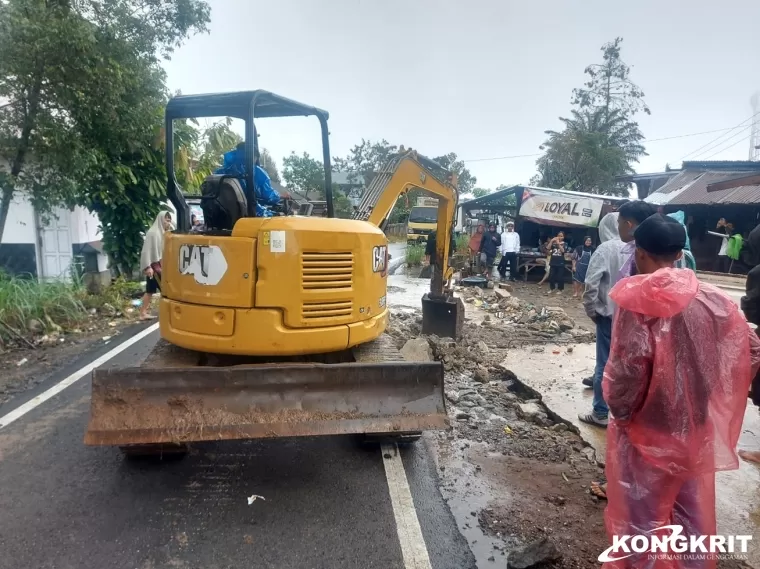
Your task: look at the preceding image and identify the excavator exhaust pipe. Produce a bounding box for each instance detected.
[84,361,447,446]
[421,293,464,340]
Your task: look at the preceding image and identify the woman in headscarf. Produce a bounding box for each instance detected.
[468,224,485,273]
[571,236,595,298]
[139,211,173,320]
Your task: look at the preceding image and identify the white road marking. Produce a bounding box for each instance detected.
[381,443,433,569]
[0,323,159,429]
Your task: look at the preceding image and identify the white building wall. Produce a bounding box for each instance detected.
[1,193,36,245]
[69,206,103,245]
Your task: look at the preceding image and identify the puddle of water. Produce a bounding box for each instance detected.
[432,437,512,568]
[387,274,430,310]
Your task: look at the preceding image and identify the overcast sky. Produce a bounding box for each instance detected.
[163,0,760,190]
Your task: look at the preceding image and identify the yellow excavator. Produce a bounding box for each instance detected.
[84,90,464,452]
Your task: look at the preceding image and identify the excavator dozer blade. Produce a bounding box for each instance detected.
[84,361,447,446]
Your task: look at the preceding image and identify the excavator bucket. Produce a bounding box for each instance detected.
[84,360,447,446]
[421,293,465,340]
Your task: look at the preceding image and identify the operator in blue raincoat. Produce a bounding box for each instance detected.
[215,142,280,217]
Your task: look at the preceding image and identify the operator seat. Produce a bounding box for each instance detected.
[200,174,248,231]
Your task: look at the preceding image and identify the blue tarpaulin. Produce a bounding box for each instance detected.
[214,147,280,217]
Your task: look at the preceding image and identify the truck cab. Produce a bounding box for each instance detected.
[406,197,439,244]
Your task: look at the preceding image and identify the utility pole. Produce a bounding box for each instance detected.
[751,92,760,161]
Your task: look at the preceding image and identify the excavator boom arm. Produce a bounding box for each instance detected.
[352,151,458,297]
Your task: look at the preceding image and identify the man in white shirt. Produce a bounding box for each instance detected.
[498,221,520,281]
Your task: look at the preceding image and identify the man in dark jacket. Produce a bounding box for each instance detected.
[479,222,501,277]
[741,223,760,463]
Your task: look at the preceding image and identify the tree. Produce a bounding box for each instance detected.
[260,148,281,184]
[534,38,648,195]
[572,37,650,120]
[535,108,644,195]
[471,188,492,198]
[431,153,477,194]
[0,0,210,247]
[333,139,398,183]
[283,152,326,200]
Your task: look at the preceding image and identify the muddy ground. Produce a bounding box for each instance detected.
[389,278,752,569]
[0,307,145,405]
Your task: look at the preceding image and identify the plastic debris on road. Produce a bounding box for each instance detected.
[247,494,266,505]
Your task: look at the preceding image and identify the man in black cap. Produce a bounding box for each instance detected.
[601,214,760,557]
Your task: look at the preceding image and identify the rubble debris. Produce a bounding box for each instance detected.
[445,390,461,404]
[473,366,490,383]
[27,319,44,334]
[100,303,118,317]
[516,402,550,426]
[400,338,433,362]
[506,537,561,569]
[494,287,511,299]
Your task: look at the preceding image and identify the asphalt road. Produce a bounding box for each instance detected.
[0,323,475,569]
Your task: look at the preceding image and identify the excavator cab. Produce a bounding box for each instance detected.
[164,90,335,231]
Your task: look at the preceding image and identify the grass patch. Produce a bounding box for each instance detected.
[0,272,143,343]
[455,233,470,253]
[406,244,425,267]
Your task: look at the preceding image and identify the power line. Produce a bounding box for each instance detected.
[461,124,754,164]
[686,122,755,161]
[703,132,754,160]
[463,153,541,163]
[681,112,759,160]
[645,127,740,142]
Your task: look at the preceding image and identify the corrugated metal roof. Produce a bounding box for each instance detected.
[644,167,760,206]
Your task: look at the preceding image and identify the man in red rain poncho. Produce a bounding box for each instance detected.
[602,214,760,569]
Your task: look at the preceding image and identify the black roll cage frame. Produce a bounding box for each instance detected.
[165,90,333,231]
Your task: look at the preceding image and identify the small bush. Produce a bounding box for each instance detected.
[406,244,425,267]
[0,273,145,343]
[455,233,470,253]
[0,272,88,340]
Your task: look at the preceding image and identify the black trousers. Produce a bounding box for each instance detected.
[715,255,730,273]
[549,264,565,290]
[498,252,518,280]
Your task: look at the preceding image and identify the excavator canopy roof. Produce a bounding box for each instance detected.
[165,90,330,121]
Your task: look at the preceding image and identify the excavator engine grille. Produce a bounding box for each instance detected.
[301,251,354,291]
[301,300,353,321]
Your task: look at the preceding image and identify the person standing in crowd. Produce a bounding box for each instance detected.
[571,236,594,298]
[740,223,760,463]
[498,221,520,281]
[537,236,553,286]
[139,211,173,321]
[479,222,501,278]
[615,201,659,280]
[603,215,760,567]
[468,224,485,273]
[707,218,733,273]
[579,211,629,426]
[547,232,566,293]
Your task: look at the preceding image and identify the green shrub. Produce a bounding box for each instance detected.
[0,272,88,340]
[406,244,425,267]
[0,273,145,342]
